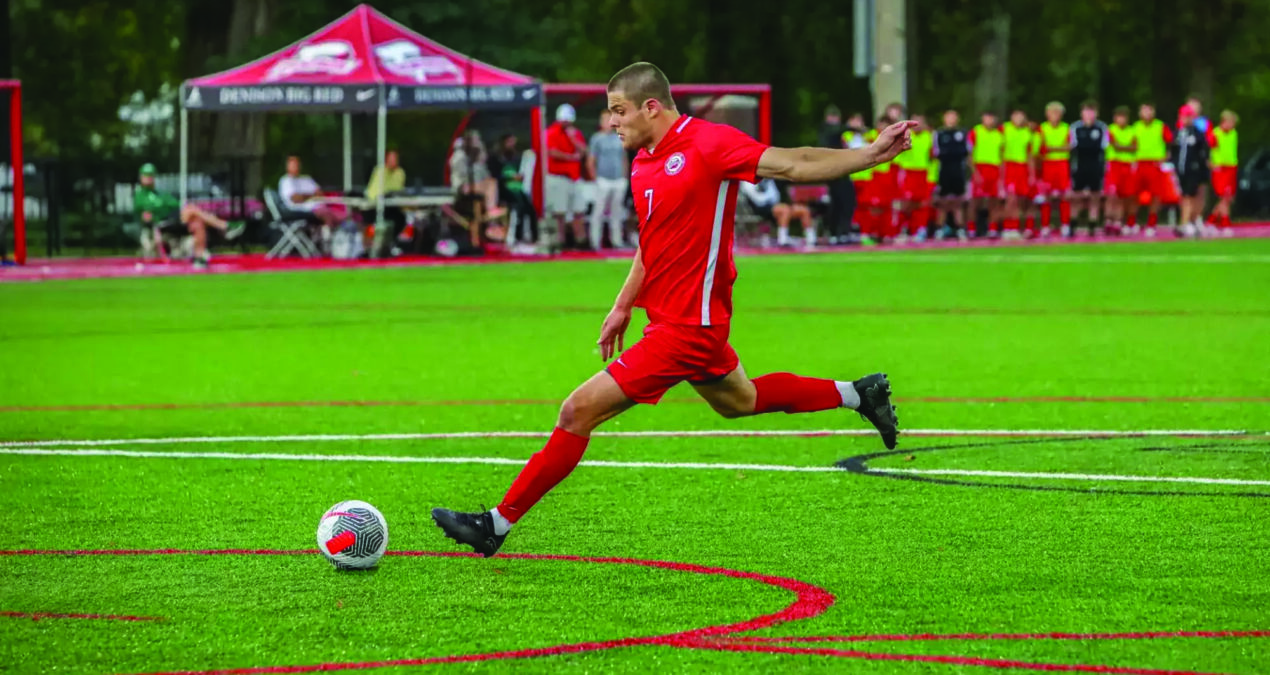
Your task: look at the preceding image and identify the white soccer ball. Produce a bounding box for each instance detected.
[316,500,389,570]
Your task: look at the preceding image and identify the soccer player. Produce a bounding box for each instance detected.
[1104,106,1138,235]
[431,62,907,557]
[1001,109,1035,239]
[968,111,1004,238]
[895,114,935,243]
[1207,110,1239,236]
[1069,100,1109,236]
[1037,102,1071,237]
[1172,104,1211,235]
[867,115,899,243]
[934,109,970,240]
[1132,102,1173,237]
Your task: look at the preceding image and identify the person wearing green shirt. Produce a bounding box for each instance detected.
[893,114,935,242]
[1105,106,1138,234]
[365,150,407,248]
[1207,110,1239,235]
[1001,109,1035,239]
[134,163,244,268]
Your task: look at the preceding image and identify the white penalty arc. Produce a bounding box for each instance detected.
[874,467,1270,487]
[0,428,1259,449]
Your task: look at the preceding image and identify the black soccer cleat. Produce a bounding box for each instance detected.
[431,507,506,558]
[853,373,899,449]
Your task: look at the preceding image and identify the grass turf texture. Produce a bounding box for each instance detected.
[1,239,1269,673]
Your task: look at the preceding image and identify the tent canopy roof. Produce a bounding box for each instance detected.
[181,4,541,111]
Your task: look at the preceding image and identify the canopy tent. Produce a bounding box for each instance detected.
[178,3,546,235]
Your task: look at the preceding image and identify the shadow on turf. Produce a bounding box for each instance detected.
[836,436,1270,498]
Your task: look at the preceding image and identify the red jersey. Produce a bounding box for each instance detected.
[546,121,585,179]
[630,116,768,326]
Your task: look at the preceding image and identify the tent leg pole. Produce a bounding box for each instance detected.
[373,101,387,259]
[343,112,352,193]
[180,107,189,206]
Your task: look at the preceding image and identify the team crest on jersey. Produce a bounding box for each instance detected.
[664,152,686,176]
[1091,129,1101,140]
[954,131,964,141]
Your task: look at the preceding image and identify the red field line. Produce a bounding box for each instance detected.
[690,641,1227,675]
[0,610,162,622]
[2,395,1266,413]
[715,629,1270,643]
[8,549,1262,674]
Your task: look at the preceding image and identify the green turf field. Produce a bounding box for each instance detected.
[2,240,1269,674]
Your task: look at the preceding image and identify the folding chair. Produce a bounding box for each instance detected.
[263,188,321,259]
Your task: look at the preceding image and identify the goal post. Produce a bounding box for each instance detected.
[1,80,23,265]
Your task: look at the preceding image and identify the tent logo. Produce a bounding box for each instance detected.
[186,87,202,107]
[266,41,361,82]
[374,40,463,83]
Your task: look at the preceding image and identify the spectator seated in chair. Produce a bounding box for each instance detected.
[364,149,408,255]
[739,177,816,249]
[133,162,245,268]
[278,155,345,254]
[448,130,507,248]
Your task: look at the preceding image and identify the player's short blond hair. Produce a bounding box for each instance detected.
[1046,101,1065,113]
[607,62,676,110]
[1221,109,1239,123]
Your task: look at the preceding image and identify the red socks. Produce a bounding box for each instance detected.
[1039,203,1050,229]
[1127,212,1138,227]
[1148,212,1159,227]
[498,427,589,523]
[753,372,843,414]
[1004,217,1019,232]
[1059,200,1071,225]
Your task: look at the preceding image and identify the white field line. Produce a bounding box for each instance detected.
[4,448,1269,486]
[0,448,839,472]
[0,428,1258,449]
[878,467,1270,487]
[756,254,1270,264]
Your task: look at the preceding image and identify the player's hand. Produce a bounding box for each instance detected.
[597,307,631,361]
[870,121,919,165]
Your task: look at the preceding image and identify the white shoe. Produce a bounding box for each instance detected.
[895,233,910,245]
[1060,225,1071,238]
[1144,227,1157,238]
[1179,222,1197,238]
[1001,230,1022,241]
[1221,227,1234,238]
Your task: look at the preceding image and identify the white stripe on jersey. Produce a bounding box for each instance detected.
[701,180,731,325]
[677,116,693,133]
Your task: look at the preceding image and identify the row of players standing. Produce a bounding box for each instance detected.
[843,100,1240,243]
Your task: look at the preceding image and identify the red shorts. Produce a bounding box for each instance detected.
[1105,162,1136,197]
[606,321,738,404]
[853,179,870,205]
[871,169,898,204]
[1212,166,1237,199]
[899,169,933,201]
[1134,161,1171,201]
[972,164,1002,198]
[1040,160,1071,195]
[1003,162,1032,197]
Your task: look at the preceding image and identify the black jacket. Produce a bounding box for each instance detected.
[1172,123,1210,177]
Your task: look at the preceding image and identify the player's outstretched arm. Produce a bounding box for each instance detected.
[757,121,918,183]
[598,248,644,361]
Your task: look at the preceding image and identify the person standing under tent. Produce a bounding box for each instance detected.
[588,110,631,250]
[493,134,537,247]
[1206,110,1239,236]
[545,103,589,251]
[1069,101,1110,236]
